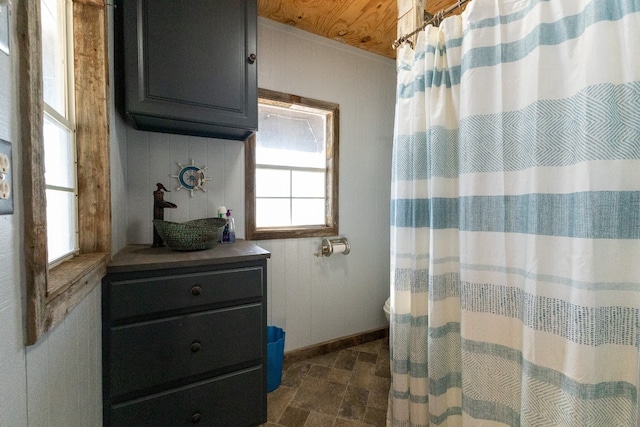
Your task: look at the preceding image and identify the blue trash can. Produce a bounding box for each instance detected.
[266,326,285,392]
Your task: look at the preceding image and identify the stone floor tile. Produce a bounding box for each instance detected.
[281,362,311,388]
[339,385,369,421]
[350,339,382,355]
[267,385,297,422]
[303,411,336,427]
[278,406,310,426]
[291,377,347,415]
[327,368,352,384]
[306,351,340,367]
[334,349,359,371]
[369,375,391,393]
[334,418,371,426]
[367,376,391,410]
[373,347,390,378]
[357,351,378,364]
[308,365,332,379]
[363,406,387,427]
[349,360,375,389]
[267,336,390,427]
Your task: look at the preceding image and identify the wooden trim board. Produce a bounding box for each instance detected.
[282,327,389,368]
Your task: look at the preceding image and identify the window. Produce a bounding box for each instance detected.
[41,0,78,264]
[19,0,111,344]
[246,89,339,240]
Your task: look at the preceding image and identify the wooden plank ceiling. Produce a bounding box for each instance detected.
[258,0,465,59]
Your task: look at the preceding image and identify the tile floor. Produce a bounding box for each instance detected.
[263,338,390,427]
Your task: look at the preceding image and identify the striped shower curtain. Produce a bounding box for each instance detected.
[389,0,640,426]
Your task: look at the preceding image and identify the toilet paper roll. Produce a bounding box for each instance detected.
[331,242,348,255]
[327,238,350,256]
[320,237,351,257]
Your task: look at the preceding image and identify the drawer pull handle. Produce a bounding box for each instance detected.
[190,341,201,353]
[191,285,202,296]
[191,411,202,424]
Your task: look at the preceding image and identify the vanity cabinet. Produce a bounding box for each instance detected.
[102,242,269,427]
[117,0,257,140]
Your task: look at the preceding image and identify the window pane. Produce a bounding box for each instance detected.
[44,114,75,188]
[256,198,291,227]
[256,104,326,169]
[248,92,338,239]
[46,189,76,262]
[292,170,324,198]
[41,0,67,115]
[256,168,290,197]
[292,199,325,226]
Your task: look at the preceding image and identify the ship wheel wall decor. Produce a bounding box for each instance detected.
[171,160,212,197]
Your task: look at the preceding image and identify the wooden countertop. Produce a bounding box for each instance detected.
[107,240,271,274]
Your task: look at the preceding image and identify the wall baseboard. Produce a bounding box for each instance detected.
[283,327,389,368]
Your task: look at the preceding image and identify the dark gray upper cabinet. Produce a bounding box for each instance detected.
[117,0,257,140]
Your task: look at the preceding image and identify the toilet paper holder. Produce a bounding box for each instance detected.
[316,237,351,257]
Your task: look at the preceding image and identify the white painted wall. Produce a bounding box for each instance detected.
[125,18,396,351]
[0,5,27,424]
[257,19,395,350]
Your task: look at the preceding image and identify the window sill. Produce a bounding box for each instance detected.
[29,252,109,344]
[48,252,110,299]
[247,225,338,241]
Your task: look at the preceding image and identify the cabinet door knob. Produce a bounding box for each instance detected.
[248,53,257,64]
[190,341,202,353]
[191,285,202,296]
[191,411,202,424]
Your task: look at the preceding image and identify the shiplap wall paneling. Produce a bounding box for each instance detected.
[126,127,152,243]
[126,129,246,244]
[0,17,27,424]
[25,286,102,426]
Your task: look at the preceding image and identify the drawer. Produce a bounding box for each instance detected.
[109,366,265,427]
[108,304,263,397]
[108,267,263,320]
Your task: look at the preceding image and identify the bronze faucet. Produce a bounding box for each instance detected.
[153,183,177,247]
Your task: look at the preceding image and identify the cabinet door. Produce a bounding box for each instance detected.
[110,366,265,427]
[108,267,264,321]
[108,304,263,397]
[121,0,257,140]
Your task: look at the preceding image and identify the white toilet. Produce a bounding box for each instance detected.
[383,297,391,322]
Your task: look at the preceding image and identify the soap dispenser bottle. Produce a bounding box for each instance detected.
[222,209,236,243]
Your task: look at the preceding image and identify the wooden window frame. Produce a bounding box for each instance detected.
[245,88,339,240]
[18,0,111,345]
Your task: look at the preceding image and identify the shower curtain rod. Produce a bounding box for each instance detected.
[392,0,471,49]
